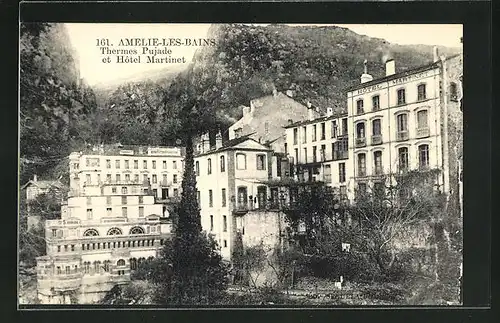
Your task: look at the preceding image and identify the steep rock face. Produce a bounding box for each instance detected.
[183,24,460,122]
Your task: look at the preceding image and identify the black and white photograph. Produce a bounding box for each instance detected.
[18,22,464,307]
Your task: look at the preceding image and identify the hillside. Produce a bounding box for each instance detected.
[178,24,460,122]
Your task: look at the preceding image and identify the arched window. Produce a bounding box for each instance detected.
[107,227,122,235]
[418,144,430,169]
[147,256,154,262]
[129,226,145,235]
[83,229,99,236]
[117,259,126,267]
[356,122,365,138]
[398,147,409,172]
[357,153,366,176]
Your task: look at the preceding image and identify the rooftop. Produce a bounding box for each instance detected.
[283,111,348,129]
[346,54,462,92]
[73,144,185,157]
[195,133,272,157]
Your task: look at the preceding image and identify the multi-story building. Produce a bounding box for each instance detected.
[35,145,179,304]
[194,133,287,260]
[21,174,64,229]
[68,144,184,203]
[226,90,319,153]
[283,108,351,199]
[345,48,463,201]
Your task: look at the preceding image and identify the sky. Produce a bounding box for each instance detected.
[65,23,463,86]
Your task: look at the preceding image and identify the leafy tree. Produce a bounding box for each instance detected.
[283,184,344,252]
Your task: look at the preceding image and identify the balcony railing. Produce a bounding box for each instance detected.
[396,131,409,142]
[373,167,384,176]
[357,169,367,177]
[416,127,430,138]
[371,135,383,145]
[355,137,366,148]
[333,150,349,161]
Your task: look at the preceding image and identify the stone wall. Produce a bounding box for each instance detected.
[240,210,287,287]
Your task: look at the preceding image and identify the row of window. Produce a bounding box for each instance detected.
[195,153,267,175]
[321,162,347,184]
[354,110,429,142]
[292,138,349,164]
[355,84,428,115]
[82,158,181,170]
[86,195,144,205]
[356,144,430,177]
[292,118,349,145]
[53,238,162,255]
[84,173,178,185]
[198,189,227,208]
[45,257,157,276]
[209,214,228,232]
[85,205,154,219]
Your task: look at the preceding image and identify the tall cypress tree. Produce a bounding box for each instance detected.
[154,104,228,305]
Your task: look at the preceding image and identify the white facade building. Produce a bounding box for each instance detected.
[35,145,178,304]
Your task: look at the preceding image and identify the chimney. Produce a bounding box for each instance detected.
[433,46,439,63]
[33,174,37,182]
[201,133,210,153]
[307,105,315,121]
[242,106,250,117]
[288,119,293,125]
[215,131,223,149]
[360,59,373,83]
[286,89,294,97]
[385,59,395,76]
[326,107,334,117]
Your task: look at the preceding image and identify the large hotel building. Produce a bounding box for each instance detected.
[283,49,462,203]
[35,145,183,304]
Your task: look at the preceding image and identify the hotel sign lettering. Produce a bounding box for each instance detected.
[356,84,384,95]
[355,71,431,95]
[390,71,430,86]
[119,150,134,155]
[148,147,181,156]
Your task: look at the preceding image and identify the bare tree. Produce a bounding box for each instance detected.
[349,169,445,273]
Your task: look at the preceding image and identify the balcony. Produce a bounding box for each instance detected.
[355,137,366,148]
[371,135,383,146]
[373,167,384,176]
[396,131,409,142]
[159,180,173,187]
[333,150,349,161]
[357,169,367,177]
[416,127,430,139]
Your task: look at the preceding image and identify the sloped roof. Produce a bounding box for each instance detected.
[21,180,64,191]
[195,133,271,157]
